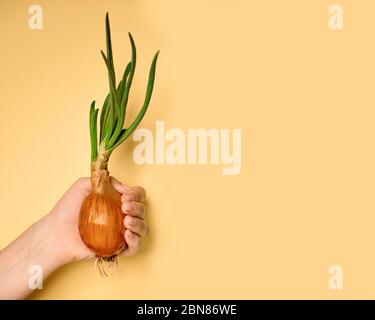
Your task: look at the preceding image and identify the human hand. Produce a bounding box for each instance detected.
[0,177,148,299]
[45,177,148,263]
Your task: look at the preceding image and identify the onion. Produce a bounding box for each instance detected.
[77,13,159,275]
[79,165,125,258]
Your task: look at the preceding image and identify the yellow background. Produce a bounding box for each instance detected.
[0,0,373,299]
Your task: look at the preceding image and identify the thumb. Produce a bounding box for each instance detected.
[110,176,130,194]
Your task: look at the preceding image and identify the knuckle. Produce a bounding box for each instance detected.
[131,186,146,201]
[133,235,141,247]
[129,241,141,254]
[137,203,146,218]
[144,224,150,236]
[137,186,147,199]
[135,203,145,215]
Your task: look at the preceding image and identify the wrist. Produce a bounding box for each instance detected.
[36,214,73,267]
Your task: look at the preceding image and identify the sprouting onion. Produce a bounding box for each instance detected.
[78,13,159,275]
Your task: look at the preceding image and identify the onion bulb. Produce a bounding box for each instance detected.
[77,13,159,275]
[79,165,125,258]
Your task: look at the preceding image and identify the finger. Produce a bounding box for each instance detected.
[124,216,149,237]
[121,230,141,256]
[110,177,130,194]
[121,186,147,203]
[121,201,146,219]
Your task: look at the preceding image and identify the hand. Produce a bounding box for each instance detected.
[47,177,148,263]
[0,177,148,299]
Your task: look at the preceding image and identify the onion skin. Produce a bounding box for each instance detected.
[78,164,126,258]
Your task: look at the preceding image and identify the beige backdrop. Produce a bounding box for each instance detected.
[0,0,373,299]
